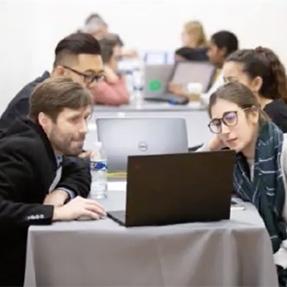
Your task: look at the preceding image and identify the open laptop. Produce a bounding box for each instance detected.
[144,62,215,104]
[143,64,189,105]
[96,118,188,172]
[108,150,235,227]
[170,61,215,92]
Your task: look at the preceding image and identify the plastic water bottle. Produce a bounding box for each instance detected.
[90,142,108,199]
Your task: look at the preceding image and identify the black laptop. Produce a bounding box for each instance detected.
[108,150,235,227]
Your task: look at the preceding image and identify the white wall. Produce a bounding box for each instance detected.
[0,0,286,114]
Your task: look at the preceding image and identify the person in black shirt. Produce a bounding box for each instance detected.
[175,20,208,62]
[0,32,104,130]
[223,47,287,132]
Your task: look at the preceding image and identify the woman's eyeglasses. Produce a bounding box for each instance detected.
[208,111,239,134]
[63,66,105,85]
[208,107,254,134]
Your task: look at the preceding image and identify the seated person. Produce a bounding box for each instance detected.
[169,30,239,103]
[83,13,138,59]
[0,77,106,286]
[203,82,287,285]
[175,20,208,62]
[0,32,104,130]
[91,37,130,106]
[223,47,287,132]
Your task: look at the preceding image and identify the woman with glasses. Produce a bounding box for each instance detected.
[223,47,287,132]
[205,81,287,286]
[91,36,130,106]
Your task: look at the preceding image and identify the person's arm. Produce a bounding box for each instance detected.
[92,78,129,106]
[56,156,91,199]
[197,135,226,152]
[52,196,105,221]
[0,147,105,226]
[280,134,287,222]
[0,147,54,227]
[168,83,201,102]
[274,137,287,268]
[168,83,186,96]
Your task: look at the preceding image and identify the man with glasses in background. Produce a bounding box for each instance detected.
[0,32,104,129]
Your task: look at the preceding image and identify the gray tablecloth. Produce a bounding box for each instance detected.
[24,188,278,287]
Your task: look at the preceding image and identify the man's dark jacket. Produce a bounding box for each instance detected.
[0,118,91,286]
[0,71,49,129]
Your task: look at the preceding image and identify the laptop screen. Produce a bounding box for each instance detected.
[96,118,188,172]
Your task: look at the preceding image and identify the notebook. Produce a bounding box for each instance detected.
[108,150,235,227]
[143,62,215,104]
[96,118,188,172]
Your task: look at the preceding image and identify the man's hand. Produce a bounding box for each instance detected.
[78,150,96,159]
[43,189,69,207]
[52,196,106,221]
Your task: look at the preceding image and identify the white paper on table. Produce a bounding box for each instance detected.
[108,181,127,192]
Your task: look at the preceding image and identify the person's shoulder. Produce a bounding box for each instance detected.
[0,119,47,156]
[175,46,208,61]
[14,71,49,100]
[281,133,287,166]
[265,99,287,111]
[175,46,192,56]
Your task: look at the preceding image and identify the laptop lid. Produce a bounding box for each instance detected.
[96,118,188,172]
[121,150,235,226]
[170,61,216,93]
[143,64,174,98]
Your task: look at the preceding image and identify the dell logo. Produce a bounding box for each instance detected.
[138,141,148,152]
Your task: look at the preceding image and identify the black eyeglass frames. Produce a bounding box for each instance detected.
[63,66,105,85]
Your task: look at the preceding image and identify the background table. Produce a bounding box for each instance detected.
[24,185,278,287]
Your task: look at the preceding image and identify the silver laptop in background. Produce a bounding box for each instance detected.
[143,64,189,104]
[96,118,188,172]
[170,61,215,93]
[143,62,215,104]
[143,64,174,98]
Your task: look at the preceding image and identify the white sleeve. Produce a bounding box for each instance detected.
[274,134,287,267]
[281,134,287,222]
[200,72,224,106]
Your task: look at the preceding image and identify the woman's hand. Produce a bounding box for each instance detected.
[168,83,185,96]
[207,135,226,151]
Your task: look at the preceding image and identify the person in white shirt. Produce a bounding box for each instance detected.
[201,30,239,105]
[168,30,238,104]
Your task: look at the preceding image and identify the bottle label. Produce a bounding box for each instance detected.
[90,160,107,171]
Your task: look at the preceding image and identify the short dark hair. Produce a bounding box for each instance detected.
[29,77,92,122]
[226,47,287,102]
[53,32,101,67]
[98,36,119,63]
[211,31,238,57]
